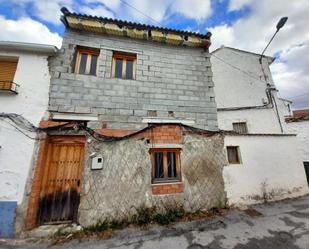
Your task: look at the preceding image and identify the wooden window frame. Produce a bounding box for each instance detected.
[111,52,136,80]
[226,146,242,164]
[149,148,181,184]
[74,47,99,76]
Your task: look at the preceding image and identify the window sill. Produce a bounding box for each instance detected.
[151,182,183,195]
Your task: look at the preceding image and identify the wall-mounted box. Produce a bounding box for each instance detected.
[91,155,104,170]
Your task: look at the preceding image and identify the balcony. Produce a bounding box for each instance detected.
[0,81,19,94]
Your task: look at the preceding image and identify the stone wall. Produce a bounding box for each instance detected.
[78,131,227,226]
[48,29,217,130]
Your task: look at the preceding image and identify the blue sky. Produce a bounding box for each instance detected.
[0,0,250,38]
[0,0,308,108]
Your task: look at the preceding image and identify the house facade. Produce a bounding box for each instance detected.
[21,8,228,233]
[285,109,309,185]
[211,46,308,205]
[0,42,57,237]
[6,11,308,237]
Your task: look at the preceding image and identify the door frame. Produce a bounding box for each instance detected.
[26,135,86,229]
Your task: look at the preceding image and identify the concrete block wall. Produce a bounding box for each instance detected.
[48,30,218,131]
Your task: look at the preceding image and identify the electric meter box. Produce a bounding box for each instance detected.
[91,155,104,170]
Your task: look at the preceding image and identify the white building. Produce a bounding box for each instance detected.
[0,41,57,238]
[285,109,309,180]
[211,46,308,205]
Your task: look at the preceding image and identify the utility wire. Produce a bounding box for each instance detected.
[119,0,162,26]
[212,54,266,84]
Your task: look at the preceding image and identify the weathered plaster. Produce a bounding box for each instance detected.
[286,120,309,162]
[223,135,309,206]
[78,133,227,226]
[0,51,51,204]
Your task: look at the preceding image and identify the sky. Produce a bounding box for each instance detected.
[0,0,308,109]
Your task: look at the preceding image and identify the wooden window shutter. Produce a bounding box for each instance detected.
[0,60,18,82]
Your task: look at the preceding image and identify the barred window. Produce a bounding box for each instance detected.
[233,122,248,134]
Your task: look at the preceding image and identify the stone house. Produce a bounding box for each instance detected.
[21,8,227,233]
[211,46,308,205]
[0,41,58,238]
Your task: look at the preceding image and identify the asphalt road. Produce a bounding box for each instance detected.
[1,195,309,249]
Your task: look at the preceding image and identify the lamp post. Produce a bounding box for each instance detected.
[259,17,288,63]
[259,17,288,134]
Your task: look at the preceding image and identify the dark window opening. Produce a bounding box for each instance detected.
[115,58,123,78]
[90,55,98,75]
[112,52,136,80]
[227,146,241,164]
[79,53,87,74]
[74,47,99,76]
[126,59,134,79]
[150,149,181,183]
[154,152,164,179]
[168,152,177,178]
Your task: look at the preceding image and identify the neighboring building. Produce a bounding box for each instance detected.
[278,97,293,118]
[0,41,58,237]
[211,46,308,205]
[285,109,309,185]
[21,8,227,233]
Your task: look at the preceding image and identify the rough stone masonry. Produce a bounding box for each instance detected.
[79,130,227,226]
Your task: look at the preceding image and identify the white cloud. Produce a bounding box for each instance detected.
[84,0,121,11]
[0,16,62,48]
[86,0,213,25]
[79,5,114,18]
[209,24,235,49]
[171,0,212,21]
[32,0,73,25]
[209,0,309,109]
[6,0,73,25]
[228,0,253,11]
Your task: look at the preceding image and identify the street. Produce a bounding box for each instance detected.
[1,195,309,249]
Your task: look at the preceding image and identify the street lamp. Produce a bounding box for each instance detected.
[259,17,288,63]
[259,17,288,134]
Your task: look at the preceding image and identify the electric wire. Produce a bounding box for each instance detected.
[0,113,219,143]
[119,0,162,26]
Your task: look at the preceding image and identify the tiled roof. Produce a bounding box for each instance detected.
[60,7,211,48]
[285,109,309,122]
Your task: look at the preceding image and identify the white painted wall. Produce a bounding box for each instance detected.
[212,47,274,109]
[217,108,282,133]
[211,47,285,134]
[286,121,309,162]
[223,135,309,205]
[0,51,51,203]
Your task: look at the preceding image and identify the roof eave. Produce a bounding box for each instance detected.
[0,41,59,54]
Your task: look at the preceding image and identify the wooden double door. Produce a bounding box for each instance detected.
[37,136,85,225]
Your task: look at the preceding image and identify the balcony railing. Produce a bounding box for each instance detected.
[0,81,19,94]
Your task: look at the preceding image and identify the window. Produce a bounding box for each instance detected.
[147,110,157,117]
[112,52,136,80]
[74,47,99,75]
[226,146,241,164]
[0,57,19,92]
[233,122,248,134]
[150,149,181,183]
